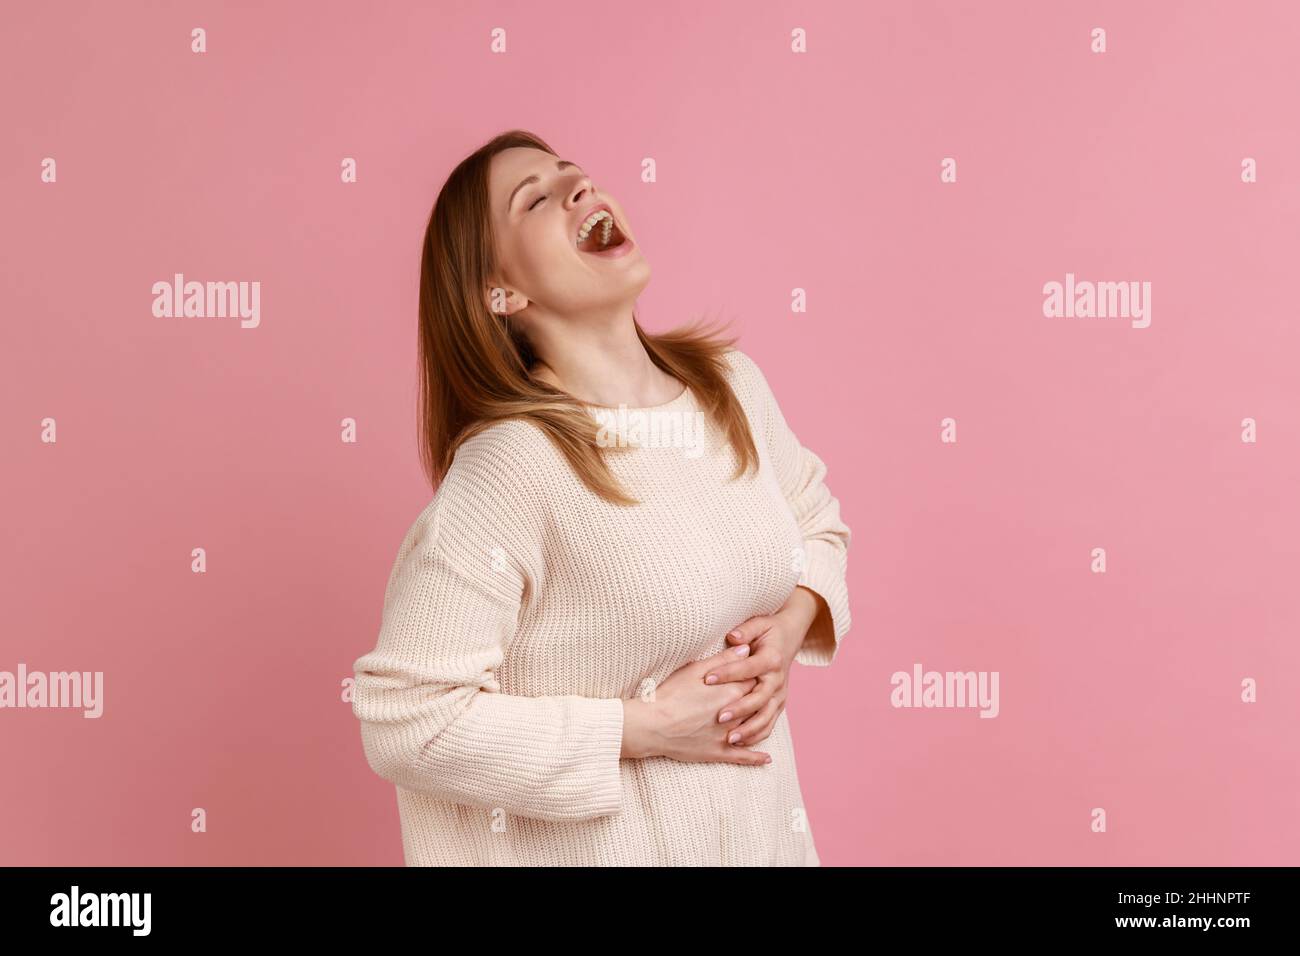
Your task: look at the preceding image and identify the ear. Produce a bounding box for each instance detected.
[484,284,528,317]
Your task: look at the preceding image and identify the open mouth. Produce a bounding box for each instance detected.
[576,210,629,255]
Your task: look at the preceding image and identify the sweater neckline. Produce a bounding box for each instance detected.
[581,381,693,414]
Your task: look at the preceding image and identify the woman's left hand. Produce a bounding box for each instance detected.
[701,586,823,747]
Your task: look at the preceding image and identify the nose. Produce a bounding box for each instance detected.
[567,172,596,207]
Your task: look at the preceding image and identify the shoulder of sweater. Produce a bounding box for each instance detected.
[419,417,558,547]
[718,347,776,422]
[384,419,554,609]
[447,416,558,485]
[720,345,754,379]
[720,346,773,395]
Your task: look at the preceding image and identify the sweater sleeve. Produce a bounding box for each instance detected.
[350,423,625,823]
[727,349,853,667]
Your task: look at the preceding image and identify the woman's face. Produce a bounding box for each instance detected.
[485,147,650,320]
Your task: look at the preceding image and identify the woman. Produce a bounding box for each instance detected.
[350,130,852,866]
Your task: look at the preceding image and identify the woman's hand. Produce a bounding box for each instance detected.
[621,643,773,766]
[700,586,824,747]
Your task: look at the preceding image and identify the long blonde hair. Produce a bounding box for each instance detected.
[418,129,758,505]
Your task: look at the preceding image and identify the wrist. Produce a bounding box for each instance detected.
[772,587,820,658]
[620,696,661,759]
[781,586,820,631]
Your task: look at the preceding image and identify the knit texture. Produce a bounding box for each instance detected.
[351,348,852,865]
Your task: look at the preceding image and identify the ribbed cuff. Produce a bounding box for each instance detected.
[411,693,627,822]
[794,540,852,667]
[559,695,626,819]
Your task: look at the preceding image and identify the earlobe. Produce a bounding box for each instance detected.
[485,285,520,317]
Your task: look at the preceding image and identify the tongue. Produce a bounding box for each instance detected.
[579,219,621,253]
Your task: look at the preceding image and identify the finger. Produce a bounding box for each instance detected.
[716,686,770,726]
[708,642,751,666]
[700,642,753,680]
[724,616,771,646]
[717,742,771,766]
[729,700,780,745]
[703,654,769,686]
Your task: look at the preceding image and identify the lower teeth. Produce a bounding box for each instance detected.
[578,217,620,251]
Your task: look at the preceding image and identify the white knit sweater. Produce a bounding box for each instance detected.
[351,348,852,865]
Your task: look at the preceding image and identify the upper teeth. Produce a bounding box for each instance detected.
[577,210,616,247]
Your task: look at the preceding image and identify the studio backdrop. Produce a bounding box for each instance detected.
[3,0,1297,866]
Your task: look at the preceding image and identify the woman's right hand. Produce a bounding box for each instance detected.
[620,644,772,766]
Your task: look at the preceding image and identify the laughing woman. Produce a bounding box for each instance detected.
[350,129,852,866]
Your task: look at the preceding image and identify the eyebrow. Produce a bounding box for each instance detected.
[507,159,579,213]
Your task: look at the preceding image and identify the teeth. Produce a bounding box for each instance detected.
[576,210,617,248]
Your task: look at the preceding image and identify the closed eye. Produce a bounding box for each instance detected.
[528,194,546,210]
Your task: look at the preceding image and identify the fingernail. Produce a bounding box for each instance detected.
[733,645,749,656]
[705,674,718,684]
[728,630,741,638]
[763,754,772,764]
[719,711,733,722]
[728,732,741,744]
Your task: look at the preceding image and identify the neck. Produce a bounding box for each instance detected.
[526,306,679,407]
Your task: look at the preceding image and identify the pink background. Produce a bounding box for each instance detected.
[3,0,1298,866]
